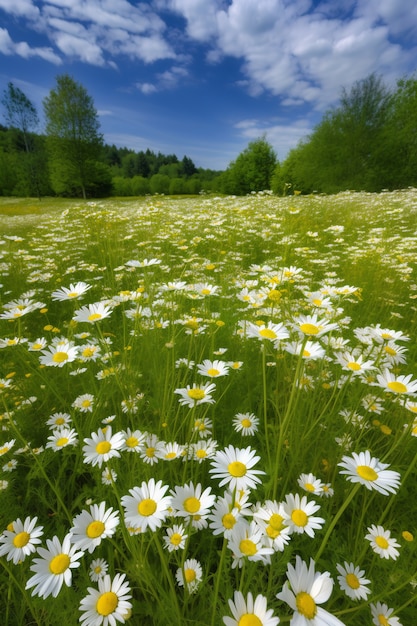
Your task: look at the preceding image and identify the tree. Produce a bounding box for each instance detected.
[1,82,43,197]
[225,137,277,195]
[43,74,107,198]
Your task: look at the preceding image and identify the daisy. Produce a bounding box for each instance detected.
[120,428,145,453]
[163,524,188,552]
[365,524,400,560]
[297,473,325,496]
[370,326,409,343]
[253,500,292,552]
[170,481,216,520]
[126,257,161,267]
[139,433,165,465]
[176,558,203,593]
[46,412,72,429]
[70,502,120,553]
[197,359,230,378]
[73,302,113,324]
[282,493,325,537]
[336,562,371,601]
[39,341,78,367]
[79,573,132,626]
[246,321,289,343]
[28,337,47,351]
[338,451,401,495]
[26,534,84,599]
[370,602,402,626]
[0,516,43,564]
[277,555,345,626]
[89,558,108,582]
[285,340,326,360]
[193,416,213,438]
[79,343,102,362]
[294,313,338,338]
[72,393,95,413]
[82,427,124,468]
[382,342,408,366]
[223,590,280,626]
[51,282,91,301]
[0,439,15,456]
[102,468,117,485]
[335,351,375,374]
[121,478,171,532]
[174,382,216,407]
[232,412,260,436]
[209,445,265,491]
[2,458,17,472]
[46,427,78,451]
[161,441,186,460]
[227,520,274,568]
[188,438,218,462]
[208,495,242,538]
[376,369,417,396]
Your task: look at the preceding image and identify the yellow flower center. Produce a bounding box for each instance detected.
[238,615,263,626]
[259,328,277,339]
[88,313,102,322]
[67,292,79,298]
[304,482,315,492]
[196,449,207,459]
[241,419,252,428]
[291,509,308,527]
[86,521,105,539]
[170,533,183,546]
[184,568,196,583]
[387,381,407,394]
[82,400,91,408]
[13,531,30,548]
[356,465,378,481]
[96,441,111,455]
[296,592,317,618]
[96,591,118,616]
[346,573,360,589]
[49,553,70,575]
[222,513,237,529]
[378,615,390,626]
[146,447,155,457]
[239,539,257,556]
[375,536,389,549]
[268,289,282,302]
[82,347,96,358]
[347,362,361,371]
[228,461,247,477]
[52,351,69,363]
[184,497,201,514]
[138,499,157,517]
[303,350,311,357]
[165,451,177,459]
[384,346,397,356]
[125,436,139,448]
[0,446,10,455]
[56,437,69,447]
[269,513,284,531]
[207,368,220,377]
[187,389,205,400]
[55,418,65,425]
[299,323,319,335]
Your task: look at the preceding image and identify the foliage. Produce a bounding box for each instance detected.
[222,136,277,194]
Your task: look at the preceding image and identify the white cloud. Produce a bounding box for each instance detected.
[136,65,189,94]
[0,26,61,63]
[234,117,313,161]
[0,0,39,19]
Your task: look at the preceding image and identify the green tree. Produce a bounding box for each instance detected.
[225,136,277,195]
[43,74,108,198]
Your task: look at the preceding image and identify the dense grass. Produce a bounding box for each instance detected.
[0,190,417,625]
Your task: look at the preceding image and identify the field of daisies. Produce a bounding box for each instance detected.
[1,190,417,626]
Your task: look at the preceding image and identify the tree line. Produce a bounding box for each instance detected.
[2,72,417,198]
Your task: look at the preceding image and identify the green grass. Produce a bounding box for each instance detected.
[0,190,417,625]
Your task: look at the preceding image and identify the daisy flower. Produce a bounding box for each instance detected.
[193,416,213,438]
[253,500,292,552]
[336,562,371,601]
[163,524,188,552]
[282,493,325,537]
[188,438,218,462]
[82,427,124,468]
[294,313,338,338]
[46,412,72,429]
[370,326,409,343]
[79,573,132,626]
[89,558,108,582]
[73,302,113,324]
[285,340,326,360]
[39,341,78,367]
[197,359,230,378]
[335,351,375,374]
[46,427,78,451]
[376,369,417,396]
[0,439,15,456]
[2,459,17,472]
[121,478,172,532]
[277,555,345,626]
[365,524,400,560]
[102,468,117,485]
[161,441,186,460]
[209,445,265,491]
[227,520,274,568]
[72,393,95,413]
[246,321,289,343]
[297,473,325,496]
[174,382,216,407]
[232,412,260,436]
[223,590,280,626]
[338,451,401,495]
[139,433,165,465]
[120,428,145,453]
[0,516,44,564]
[70,502,120,553]
[176,558,203,593]
[28,337,47,351]
[26,534,84,599]
[370,602,402,626]
[170,481,216,520]
[51,282,91,301]
[208,495,242,538]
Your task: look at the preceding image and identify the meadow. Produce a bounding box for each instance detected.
[0,189,417,626]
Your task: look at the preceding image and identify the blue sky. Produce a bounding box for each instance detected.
[0,0,416,170]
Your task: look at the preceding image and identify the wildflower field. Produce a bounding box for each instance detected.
[1,190,417,626]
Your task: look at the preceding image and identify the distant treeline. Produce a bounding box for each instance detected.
[1,72,417,198]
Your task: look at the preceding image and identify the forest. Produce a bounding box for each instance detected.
[1,72,417,198]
